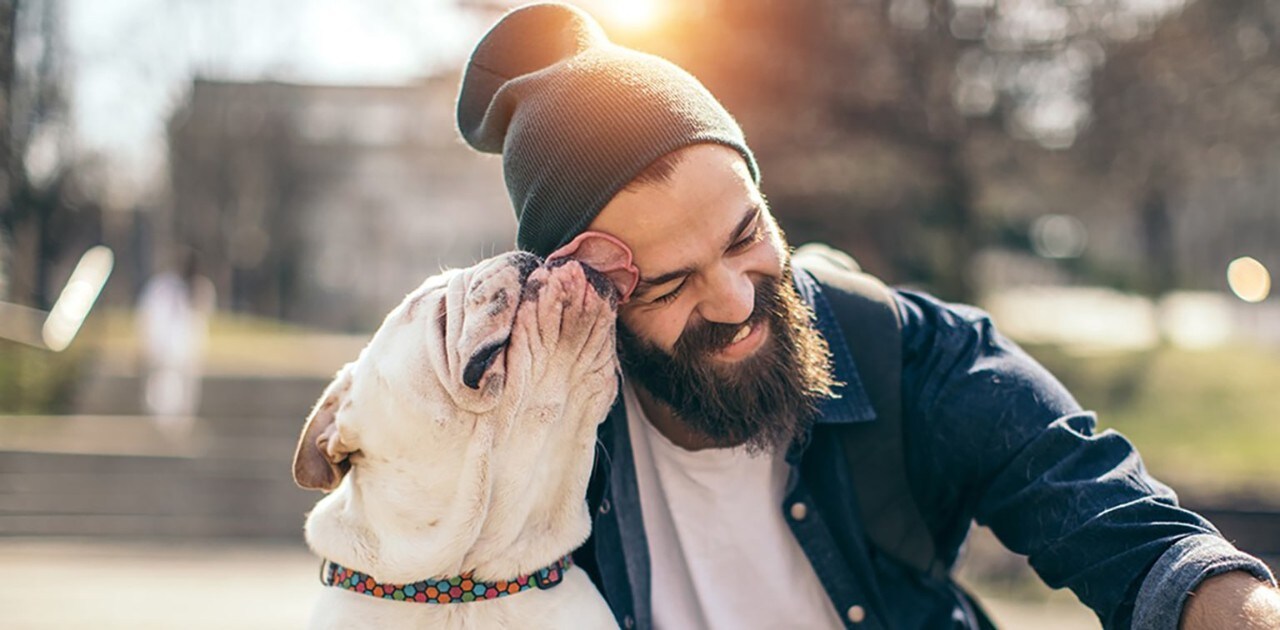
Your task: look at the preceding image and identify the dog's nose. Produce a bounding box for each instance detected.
[508,251,541,284]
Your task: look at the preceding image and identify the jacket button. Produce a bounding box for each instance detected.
[789,502,808,521]
[599,498,611,515]
[623,615,635,629]
[846,604,866,624]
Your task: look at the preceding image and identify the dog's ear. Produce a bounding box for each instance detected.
[293,362,358,491]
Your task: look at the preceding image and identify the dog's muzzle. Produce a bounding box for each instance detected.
[461,252,619,390]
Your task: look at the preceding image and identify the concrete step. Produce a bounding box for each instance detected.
[0,450,318,539]
[1,414,303,458]
[0,414,322,540]
[76,374,333,419]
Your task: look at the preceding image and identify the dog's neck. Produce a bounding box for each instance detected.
[304,418,597,585]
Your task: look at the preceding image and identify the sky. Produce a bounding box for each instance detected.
[64,0,489,191]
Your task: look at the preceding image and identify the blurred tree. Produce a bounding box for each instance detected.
[1,0,17,302]
[609,0,1192,300]
[1083,0,1280,293]
[167,81,312,321]
[0,0,97,310]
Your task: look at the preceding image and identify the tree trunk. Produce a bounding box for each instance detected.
[0,1,18,303]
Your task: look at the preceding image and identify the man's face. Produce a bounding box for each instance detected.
[588,144,834,452]
[590,144,783,350]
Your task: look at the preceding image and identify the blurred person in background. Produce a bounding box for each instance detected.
[454,3,1280,629]
[137,248,215,435]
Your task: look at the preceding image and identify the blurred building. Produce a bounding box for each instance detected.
[166,75,514,330]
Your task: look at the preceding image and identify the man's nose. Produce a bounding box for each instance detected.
[696,263,755,325]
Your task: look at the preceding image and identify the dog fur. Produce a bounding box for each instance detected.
[293,252,619,629]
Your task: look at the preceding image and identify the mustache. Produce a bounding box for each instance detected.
[673,283,772,358]
[616,268,837,454]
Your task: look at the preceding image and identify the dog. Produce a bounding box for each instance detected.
[292,250,624,629]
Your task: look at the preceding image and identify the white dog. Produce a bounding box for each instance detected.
[293,251,622,629]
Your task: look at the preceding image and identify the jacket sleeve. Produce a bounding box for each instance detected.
[894,289,1274,629]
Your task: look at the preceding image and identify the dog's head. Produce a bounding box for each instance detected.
[292,251,621,494]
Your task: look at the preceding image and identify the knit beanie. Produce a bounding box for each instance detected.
[456,2,759,257]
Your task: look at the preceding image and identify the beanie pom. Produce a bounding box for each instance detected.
[457,3,609,153]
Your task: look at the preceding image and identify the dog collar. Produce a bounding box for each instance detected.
[322,554,573,603]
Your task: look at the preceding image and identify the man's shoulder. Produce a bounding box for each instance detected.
[792,245,989,343]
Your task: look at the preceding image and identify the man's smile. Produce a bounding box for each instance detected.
[711,320,768,362]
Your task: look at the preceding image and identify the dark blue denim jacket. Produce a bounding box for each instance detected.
[574,270,1275,629]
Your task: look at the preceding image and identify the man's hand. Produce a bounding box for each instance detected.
[1180,570,1280,629]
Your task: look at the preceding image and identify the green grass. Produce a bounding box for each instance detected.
[1024,343,1280,499]
[84,309,365,378]
[95,307,321,339]
[0,339,86,414]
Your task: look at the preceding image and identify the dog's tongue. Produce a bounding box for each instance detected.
[547,231,639,303]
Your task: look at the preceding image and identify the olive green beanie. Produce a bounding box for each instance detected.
[456,2,759,257]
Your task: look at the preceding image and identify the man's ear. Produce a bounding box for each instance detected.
[292,362,358,491]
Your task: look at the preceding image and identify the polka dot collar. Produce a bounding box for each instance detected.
[322,554,573,603]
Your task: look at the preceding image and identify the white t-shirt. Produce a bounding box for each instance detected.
[623,381,845,630]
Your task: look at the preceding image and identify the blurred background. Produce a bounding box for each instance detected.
[1,0,1277,627]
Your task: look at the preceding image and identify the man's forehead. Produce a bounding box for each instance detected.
[602,204,763,290]
[586,145,762,277]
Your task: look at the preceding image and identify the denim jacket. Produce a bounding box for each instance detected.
[574,269,1275,629]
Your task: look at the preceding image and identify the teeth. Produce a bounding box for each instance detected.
[731,324,751,344]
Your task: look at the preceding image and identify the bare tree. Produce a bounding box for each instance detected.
[0,0,93,309]
[608,0,1191,299]
[1085,0,1280,292]
[1,0,19,302]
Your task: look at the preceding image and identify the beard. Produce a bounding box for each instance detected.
[616,265,837,454]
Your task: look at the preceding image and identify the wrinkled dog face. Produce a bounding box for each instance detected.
[293,251,620,499]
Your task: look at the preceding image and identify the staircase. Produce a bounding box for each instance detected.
[0,372,334,541]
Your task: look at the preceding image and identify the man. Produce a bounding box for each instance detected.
[455,3,1280,628]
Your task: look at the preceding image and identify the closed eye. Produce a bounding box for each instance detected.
[649,214,762,305]
[652,278,687,304]
[637,206,763,306]
[728,219,763,253]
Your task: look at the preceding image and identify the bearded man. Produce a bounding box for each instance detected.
[454,3,1280,629]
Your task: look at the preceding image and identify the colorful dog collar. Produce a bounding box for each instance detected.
[322,554,573,603]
